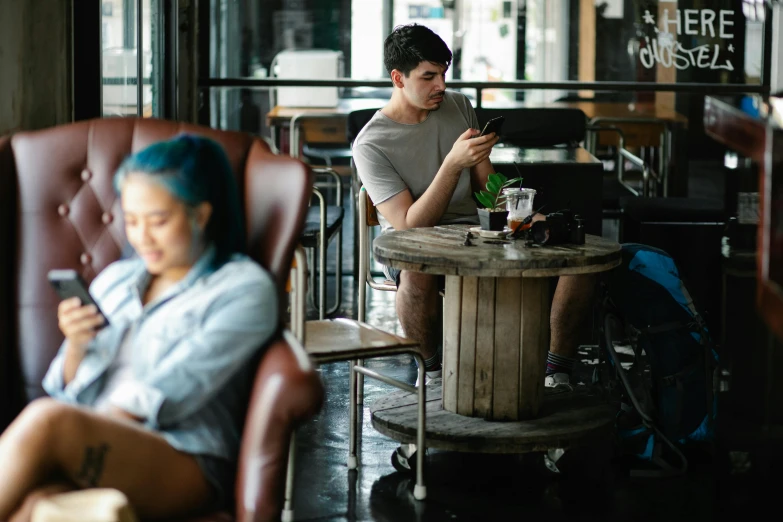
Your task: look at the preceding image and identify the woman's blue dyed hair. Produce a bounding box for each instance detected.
[114,134,245,266]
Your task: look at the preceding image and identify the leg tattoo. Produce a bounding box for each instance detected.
[76,443,110,487]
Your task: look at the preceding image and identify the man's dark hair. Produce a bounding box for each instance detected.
[383,24,452,77]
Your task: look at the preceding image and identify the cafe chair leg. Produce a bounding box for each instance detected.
[282,432,297,522]
[326,229,342,316]
[348,359,359,470]
[357,359,364,404]
[413,353,427,500]
[319,228,326,320]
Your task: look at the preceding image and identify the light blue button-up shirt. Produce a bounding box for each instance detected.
[42,245,278,460]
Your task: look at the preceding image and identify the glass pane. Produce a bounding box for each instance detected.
[101,0,157,117]
[207,87,275,139]
[210,0,347,79]
[142,0,160,117]
[206,1,770,156]
[208,0,766,88]
[102,0,136,116]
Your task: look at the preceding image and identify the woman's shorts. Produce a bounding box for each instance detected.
[383,266,445,290]
[193,454,236,510]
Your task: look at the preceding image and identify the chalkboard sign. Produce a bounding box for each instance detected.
[638,4,737,71]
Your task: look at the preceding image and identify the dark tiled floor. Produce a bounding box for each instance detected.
[290,176,772,522]
[291,277,731,522]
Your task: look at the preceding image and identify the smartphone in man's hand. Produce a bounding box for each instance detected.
[48,269,109,327]
[476,116,505,137]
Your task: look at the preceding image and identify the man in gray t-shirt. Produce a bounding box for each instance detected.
[354,90,482,231]
[353,24,596,388]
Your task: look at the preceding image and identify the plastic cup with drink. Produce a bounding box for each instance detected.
[503,187,536,231]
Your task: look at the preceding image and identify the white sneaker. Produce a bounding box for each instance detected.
[544,372,573,389]
[415,369,442,387]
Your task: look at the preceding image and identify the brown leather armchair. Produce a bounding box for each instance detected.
[0,118,324,522]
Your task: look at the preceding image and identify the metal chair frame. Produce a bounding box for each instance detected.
[291,247,428,500]
[304,168,343,319]
[357,186,397,321]
[586,120,667,198]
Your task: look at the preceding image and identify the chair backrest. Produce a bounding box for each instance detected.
[295,115,348,146]
[364,189,381,227]
[357,188,396,322]
[474,107,587,147]
[346,108,382,199]
[346,108,381,145]
[0,120,324,520]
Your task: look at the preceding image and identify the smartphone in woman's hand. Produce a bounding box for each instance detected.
[48,269,109,328]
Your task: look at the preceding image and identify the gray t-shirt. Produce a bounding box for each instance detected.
[353,91,480,230]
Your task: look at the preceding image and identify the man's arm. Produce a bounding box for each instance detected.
[376,159,461,231]
[470,157,495,196]
[376,130,498,231]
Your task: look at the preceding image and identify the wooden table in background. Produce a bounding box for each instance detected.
[265,98,386,154]
[546,101,688,196]
[373,225,621,421]
[543,101,688,125]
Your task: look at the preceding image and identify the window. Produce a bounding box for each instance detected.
[101,0,163,117]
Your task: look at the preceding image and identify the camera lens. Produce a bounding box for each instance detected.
[531,221,551,244]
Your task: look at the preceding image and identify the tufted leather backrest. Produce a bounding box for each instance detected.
[0,118,314,428]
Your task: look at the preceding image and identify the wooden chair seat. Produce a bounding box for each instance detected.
[301,316,428,500]
[306,319,419,363]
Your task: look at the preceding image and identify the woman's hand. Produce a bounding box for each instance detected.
[57,297,105,351]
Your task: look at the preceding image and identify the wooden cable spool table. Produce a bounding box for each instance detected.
[371,225,622,452]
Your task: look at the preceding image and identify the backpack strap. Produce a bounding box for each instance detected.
[632,318,710,441]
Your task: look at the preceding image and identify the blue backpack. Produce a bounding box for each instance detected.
[598,243,716,474]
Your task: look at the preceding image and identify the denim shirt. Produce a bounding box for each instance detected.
[42,246,279,460]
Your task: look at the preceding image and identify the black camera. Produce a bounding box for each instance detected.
[530,210,585,245]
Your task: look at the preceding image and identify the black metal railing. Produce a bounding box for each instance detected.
[200,78,769,108]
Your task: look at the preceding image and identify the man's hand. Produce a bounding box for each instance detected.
[444,128,499,172]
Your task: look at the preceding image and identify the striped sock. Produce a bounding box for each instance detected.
[423,352,441,373]
[546,351,576,376]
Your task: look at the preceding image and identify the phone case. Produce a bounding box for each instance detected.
[47,269,109,325]
[480,116,505,137]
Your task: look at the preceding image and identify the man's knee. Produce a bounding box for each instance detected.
[557,274,597,295]
[398,271,439,297]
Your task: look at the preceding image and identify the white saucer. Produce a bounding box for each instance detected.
[469,226,512,239]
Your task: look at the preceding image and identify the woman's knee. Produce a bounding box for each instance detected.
[12,399,86,451]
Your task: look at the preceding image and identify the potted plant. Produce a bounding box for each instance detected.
[475,173,524,231]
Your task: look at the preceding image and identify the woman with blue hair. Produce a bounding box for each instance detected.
[0,135,278,520]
